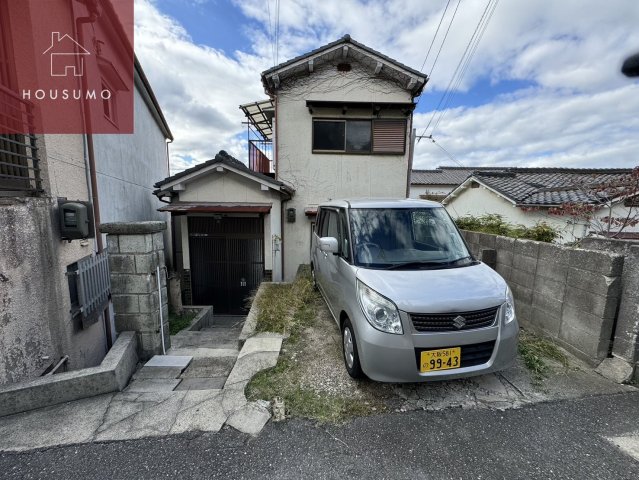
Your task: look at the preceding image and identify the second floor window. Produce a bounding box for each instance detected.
[312,118,406,154]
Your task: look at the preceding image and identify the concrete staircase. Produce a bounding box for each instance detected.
[125,316,246,393]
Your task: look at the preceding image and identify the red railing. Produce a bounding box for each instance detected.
[249,139,273,175]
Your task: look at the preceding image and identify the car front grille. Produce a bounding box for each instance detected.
[410,306,500,332]
[414,341,496,370]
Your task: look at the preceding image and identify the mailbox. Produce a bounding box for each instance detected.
[58,199,94,240]
[286,207,296,223]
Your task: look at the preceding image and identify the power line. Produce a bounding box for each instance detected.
[266,0,275,66]
[428,0,462,78]
[417,135,464,167]
[418,0,497,139]
[420,0,452,72]
[431,0,499,135]
[275,0,281,65]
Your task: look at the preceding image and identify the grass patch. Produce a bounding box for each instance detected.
[518,330,569,383]
[246,268,381,423]
[246,357,373,424]
[253,267,318,339]
[168,310,196,336]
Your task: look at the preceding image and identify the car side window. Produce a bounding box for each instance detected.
[326,210,339,239]
[318,209,329,237]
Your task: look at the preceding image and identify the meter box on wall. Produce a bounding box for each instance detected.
[58,199,95,240]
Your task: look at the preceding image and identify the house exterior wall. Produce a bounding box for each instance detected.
[92,87,171,264]
[276,60,413,280]
[1,89,169,384]
[0,135,108,385]
[175,171,282,275]
[445,185,638,242]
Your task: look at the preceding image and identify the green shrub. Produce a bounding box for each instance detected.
[455,214,560,243]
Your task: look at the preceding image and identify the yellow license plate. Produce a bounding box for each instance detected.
[420,347,461,372]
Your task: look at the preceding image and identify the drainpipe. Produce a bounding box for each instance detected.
[72,0,113,347]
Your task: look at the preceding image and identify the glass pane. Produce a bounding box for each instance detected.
[326,211,339,238]
[346,120,371,152]
[313,121,345,150]
[349,208,471,268]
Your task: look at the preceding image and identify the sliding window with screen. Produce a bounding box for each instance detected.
[312,118,406,154]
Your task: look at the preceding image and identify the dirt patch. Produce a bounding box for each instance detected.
[247,271,636,423]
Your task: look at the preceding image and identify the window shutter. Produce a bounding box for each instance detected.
[372,120,406,154]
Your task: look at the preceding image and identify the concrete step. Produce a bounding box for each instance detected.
[171,329,241,349]
[180,356,237,379]
[206,315,246,328]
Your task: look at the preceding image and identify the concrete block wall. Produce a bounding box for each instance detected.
[462,231,624,365]
[101,222,170,360]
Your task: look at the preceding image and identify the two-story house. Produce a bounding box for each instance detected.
[0,0,172,384]
[155,35,427,313]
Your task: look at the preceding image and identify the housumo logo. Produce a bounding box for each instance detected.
[43,32,89,77]
[0,0,134,134]
[21,33,112,102]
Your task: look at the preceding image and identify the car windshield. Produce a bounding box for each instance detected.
[349,207,473,269]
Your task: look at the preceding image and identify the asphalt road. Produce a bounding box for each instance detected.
[1,391,638,480]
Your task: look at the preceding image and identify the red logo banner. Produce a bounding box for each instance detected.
[0,0,134,134]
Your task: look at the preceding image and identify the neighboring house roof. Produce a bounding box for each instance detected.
[411,166,506,185]
[443,168,636,207]
[153,150,294,196]
[261,34,428,96]
[134,56,173,141]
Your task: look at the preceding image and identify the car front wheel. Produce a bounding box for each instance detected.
[342,318,364,379]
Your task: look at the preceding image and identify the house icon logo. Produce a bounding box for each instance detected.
[42,32,90,77]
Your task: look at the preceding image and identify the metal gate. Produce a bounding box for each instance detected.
[188,216,264,314]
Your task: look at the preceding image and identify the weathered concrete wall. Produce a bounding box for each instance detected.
[277,60,413,280]
[0,331,137,418]
[0,147,107,385]
[0,198,60,383]
[462,231,624,364]
[102,222,170,360]
[93,87,172,266]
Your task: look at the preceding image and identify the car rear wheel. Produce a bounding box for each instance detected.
[342,318,364,379]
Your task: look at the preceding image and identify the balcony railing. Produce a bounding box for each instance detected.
[249,139,273,176]
[0,84,41,195]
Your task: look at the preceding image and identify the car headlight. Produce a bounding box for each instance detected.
[357,280,403,334]
[504,286,516,324]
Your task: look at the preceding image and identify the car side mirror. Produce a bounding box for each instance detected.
[319,237,339,254]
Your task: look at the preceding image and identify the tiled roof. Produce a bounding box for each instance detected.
[261,34,427,96]
[411,166,505,185]
[262,34,427,80]
[153,150,292,194]
[470,168,635,206]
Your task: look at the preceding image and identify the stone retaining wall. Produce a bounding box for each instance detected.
[461,231,625,365]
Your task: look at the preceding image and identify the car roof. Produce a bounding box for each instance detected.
[319,198,443,209]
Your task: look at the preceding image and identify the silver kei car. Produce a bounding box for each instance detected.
[310,199,518,382]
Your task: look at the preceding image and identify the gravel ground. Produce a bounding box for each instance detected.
[284,297,635,415]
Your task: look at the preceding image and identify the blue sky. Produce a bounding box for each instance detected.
[134,0,639,172]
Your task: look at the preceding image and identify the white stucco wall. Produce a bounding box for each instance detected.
[276,60,413,280]
[443,185,638,243]
[93,87,169,224]
[175,169,283,276]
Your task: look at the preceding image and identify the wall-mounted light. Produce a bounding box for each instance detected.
[286,208,296,223]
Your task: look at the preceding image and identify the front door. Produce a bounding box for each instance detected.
[188,216,264,314]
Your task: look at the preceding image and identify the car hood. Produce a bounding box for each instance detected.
[356,262,507,313]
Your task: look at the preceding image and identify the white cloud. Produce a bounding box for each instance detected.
[136,0,639,174]
[134,0,269,173]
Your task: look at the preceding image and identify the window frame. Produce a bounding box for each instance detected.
[311,117,407,155]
